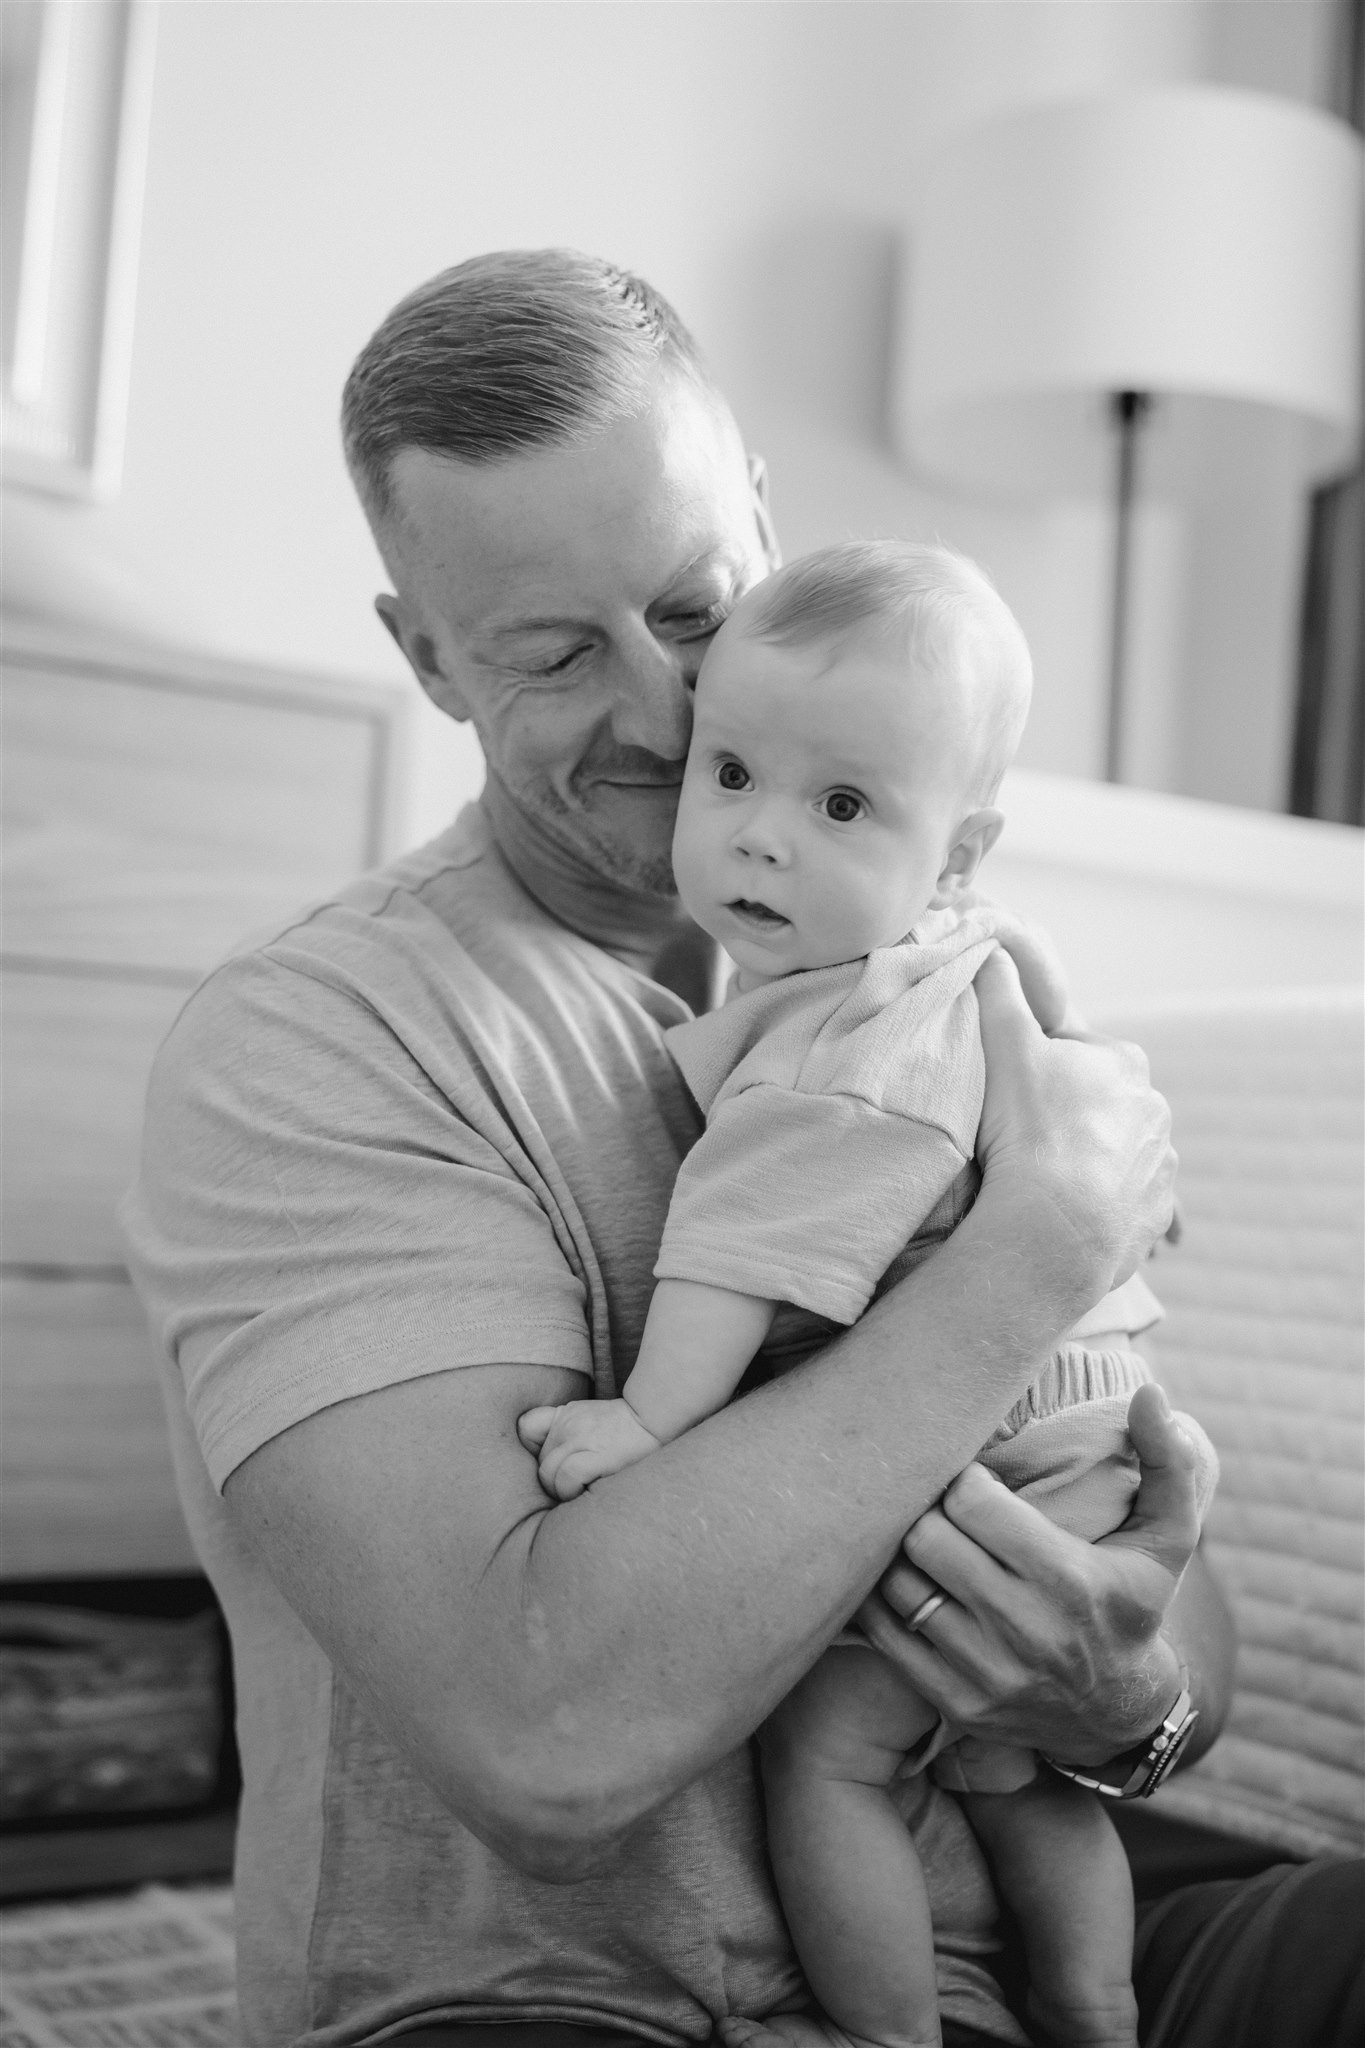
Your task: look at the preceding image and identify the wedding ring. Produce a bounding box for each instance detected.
[907,1590,948,1634]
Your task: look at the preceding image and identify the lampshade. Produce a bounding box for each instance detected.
[893,86,1364,501]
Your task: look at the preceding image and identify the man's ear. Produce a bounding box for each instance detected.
[930,809,1005,905]
[748,453,781,573]
[374,594,471,723]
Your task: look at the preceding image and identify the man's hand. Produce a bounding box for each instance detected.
[973,949,1177,1308]
[518,1397,662,1501]
[854,1383,1205,1762]
[982,905,1079,1037]
[981,916,1183,1244]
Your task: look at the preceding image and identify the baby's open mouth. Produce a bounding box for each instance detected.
[728,899,790,928]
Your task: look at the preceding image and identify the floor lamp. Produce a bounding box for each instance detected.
[893,86,1363,785]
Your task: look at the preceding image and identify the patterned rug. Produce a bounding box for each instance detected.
[0,1883,237,2048]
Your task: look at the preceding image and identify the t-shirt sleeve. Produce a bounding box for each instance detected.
[653,1082,971,1324]
[121,950,594,1491]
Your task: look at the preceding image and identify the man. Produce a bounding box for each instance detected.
[123,252,1345,2048]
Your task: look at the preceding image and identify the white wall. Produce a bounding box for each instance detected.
[3,0,1342,844]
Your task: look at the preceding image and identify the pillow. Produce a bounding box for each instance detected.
[1101,987,1363,1860]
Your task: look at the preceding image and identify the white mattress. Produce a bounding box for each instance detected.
[1102,986,1363,1859]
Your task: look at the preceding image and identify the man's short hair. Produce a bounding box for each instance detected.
[739,539,1033,802]
[342,249,710,527]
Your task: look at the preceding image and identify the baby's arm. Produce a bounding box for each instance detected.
[518,1279,776,1501]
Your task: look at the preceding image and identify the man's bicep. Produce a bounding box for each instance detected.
[224,1359,585,1835]
[129,953,596,1484]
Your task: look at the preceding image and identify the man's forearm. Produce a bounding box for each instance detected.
[1164,1546,1237,1765]
[227,1187,1089,1879]
[461,1196,1098,1857]
[230,970,1177,1876]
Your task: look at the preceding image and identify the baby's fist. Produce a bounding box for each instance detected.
[517,1406,557,1454]
[517,1397,661,1501]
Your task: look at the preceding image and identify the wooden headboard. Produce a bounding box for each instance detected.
[1,616,407,1577]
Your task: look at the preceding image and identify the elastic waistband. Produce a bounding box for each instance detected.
[393,2029,656,2048]
[991,1344,1152,1440]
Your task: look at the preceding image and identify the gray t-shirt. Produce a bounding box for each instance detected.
[122,804,1025,2048]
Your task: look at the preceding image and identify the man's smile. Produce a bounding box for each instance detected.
[599,776,686,790]
[580,756,689,798]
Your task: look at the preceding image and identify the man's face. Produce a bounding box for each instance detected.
[378,373,778,894]
[671,625,974,982]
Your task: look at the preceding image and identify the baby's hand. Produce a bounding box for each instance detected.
[516,1398,662,1501]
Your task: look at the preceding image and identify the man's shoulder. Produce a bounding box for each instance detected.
[223,802,498,971]
[150,807,511,1083]
[200,804,506,989]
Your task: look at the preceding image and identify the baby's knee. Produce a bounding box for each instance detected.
[933,1739,1039,1797]
[760,1649,933,1788]
[759,1708,899,1792]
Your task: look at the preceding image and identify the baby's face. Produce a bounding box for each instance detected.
[672,626,975,981]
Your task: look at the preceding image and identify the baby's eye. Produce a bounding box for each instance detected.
[822,791,864,823]
[715,759,752,793]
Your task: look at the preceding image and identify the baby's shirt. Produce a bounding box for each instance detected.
[657,903,1160,1339]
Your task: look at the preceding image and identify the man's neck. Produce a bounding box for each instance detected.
[480,771,691,981]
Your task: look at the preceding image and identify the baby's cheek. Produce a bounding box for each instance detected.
[671,815,713,914]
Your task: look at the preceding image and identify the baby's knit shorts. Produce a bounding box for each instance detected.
[920,1343,1219,1797]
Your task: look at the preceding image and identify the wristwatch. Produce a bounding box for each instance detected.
[1045,1673,1198,1800]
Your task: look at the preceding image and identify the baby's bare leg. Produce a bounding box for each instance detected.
[759,1645,945,2048]
[962,1775,1138,2048]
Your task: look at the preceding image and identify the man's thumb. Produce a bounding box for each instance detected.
[1121,1382,1201,1566]
[973,947,1039,1048]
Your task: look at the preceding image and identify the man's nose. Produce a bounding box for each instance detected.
[607,630,694,761]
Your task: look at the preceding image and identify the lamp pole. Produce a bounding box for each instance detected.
[1105,388,1152,783]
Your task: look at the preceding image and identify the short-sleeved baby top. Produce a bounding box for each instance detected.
[655,901,1161,1342]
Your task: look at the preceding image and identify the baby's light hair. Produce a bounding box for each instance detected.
[738,539,1032,803]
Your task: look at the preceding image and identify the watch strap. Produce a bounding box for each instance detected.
[1045,1672,1198,1800]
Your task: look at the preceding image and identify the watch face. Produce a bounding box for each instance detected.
[1142,1707,1198,1796]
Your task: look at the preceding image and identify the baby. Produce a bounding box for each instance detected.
[518,541,1217,2048]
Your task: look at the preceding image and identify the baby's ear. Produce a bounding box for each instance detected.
[931,809,1005,905]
